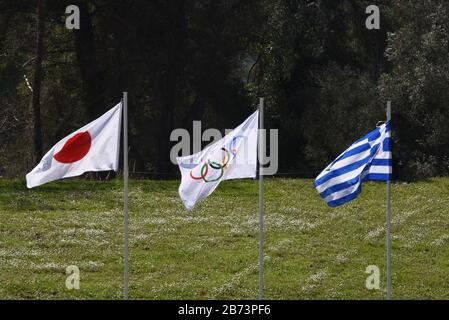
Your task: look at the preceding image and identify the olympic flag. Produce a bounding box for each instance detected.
[177,110,259,211]
[26,103,122,188]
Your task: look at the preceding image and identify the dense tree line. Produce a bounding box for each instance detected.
[1,0,448,179]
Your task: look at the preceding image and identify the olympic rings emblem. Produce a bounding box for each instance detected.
[189,135,244,183]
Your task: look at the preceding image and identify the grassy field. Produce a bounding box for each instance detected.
[0,178,448,300]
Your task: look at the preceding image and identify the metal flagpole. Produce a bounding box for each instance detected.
[258,97,265,300]
[123,92,129,300]
[386,101,392,300]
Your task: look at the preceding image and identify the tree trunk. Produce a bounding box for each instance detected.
[157,0,187,175]
[31,0,45,162]
[0,14,10,47]
[74,2,105,119]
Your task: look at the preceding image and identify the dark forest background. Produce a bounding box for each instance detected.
[1,0,448,179]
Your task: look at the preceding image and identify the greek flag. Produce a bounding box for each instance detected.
[314,121,391,207]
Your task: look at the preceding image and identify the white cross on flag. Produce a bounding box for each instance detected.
[26,103,122,188]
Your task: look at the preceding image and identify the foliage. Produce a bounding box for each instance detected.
[0,0,448,178]
[380,0,449,178]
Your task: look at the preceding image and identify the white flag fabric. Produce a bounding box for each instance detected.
[177,110,259,210]
[26,103,122,188]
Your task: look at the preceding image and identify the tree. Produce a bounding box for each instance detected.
[31,0,45,162]
[1,0,448,179]
[380,0,449,178]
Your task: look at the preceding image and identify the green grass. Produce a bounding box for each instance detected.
[1,178,449,300]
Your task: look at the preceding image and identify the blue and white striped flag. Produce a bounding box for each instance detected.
[314,121,392,207]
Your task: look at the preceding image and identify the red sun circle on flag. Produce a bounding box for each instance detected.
[53,131,92,164]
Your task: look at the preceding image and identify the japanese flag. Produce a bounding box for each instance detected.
[26,103,122,188]
[177,110,259,210]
